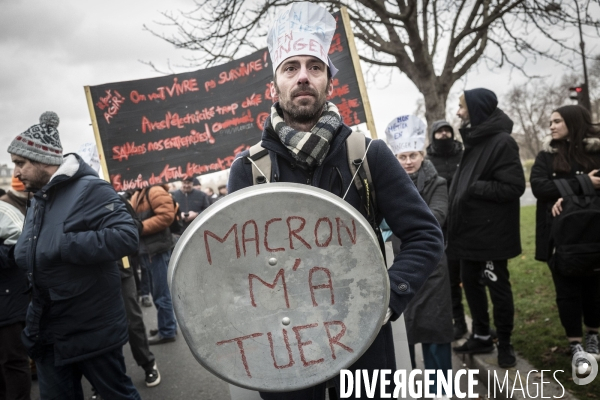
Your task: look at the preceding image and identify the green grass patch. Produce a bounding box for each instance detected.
[509,205,600,399]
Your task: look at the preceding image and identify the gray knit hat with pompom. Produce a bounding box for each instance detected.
[7,111,63,165]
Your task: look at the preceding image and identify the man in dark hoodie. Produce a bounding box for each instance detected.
[426,120,466,340]
[448,89,525,368]
[8,112,141,399]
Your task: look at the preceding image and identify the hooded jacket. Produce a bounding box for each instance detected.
[447,89,525,261]
[13,154,139,364]
[530,136,600,261]
[426,120,463,189]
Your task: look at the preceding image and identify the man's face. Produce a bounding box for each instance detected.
[434,127,453,140]
[182,180,193,193]
[456,99,469,123]
[11,154,52,191]
[271,55,333,125]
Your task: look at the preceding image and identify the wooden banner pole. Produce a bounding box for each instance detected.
[340,6,378,139]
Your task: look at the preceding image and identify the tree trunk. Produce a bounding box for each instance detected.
[421,82,450,127]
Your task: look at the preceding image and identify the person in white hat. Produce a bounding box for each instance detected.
[386,115,454,399]
[229,3,444,399]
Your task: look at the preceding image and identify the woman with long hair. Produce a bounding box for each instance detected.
[530,105,600,372]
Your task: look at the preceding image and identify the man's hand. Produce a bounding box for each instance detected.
[182,210,199,222]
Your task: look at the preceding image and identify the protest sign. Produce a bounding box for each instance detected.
[85,8,375,191]
[169,183,389,391]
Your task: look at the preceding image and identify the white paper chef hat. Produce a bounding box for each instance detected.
[384,115,427,155]
[267,2,338,77]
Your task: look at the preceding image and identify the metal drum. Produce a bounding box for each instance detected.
[169,183,389,392]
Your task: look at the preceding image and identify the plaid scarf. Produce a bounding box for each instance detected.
[271,101,342,169]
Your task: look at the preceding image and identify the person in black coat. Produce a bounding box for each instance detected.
[448,89,525,368]
[426,120,467,340]
[530,105,600,370]
[8,112,141,399]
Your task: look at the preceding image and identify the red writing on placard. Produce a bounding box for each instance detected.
[249,268,290,308]
[328,79,350,100]
[216,321,352,378]
[329,33,343,54]
[109,145,249,191]
[267,330,294,369]
[112,142,147,161]
[112,126,215,162]
[129,78,199,104]
[309,267,334,307]
[96,90,125,124]
[337,98,362,126]
[217,59,264,85]
[141,109,216,133]
[265,82,275,101]
[256,112,269,131]
[212,111,253,134]
[202,216,358,265]
[216,333,264,378]
[242,93,262,108]
[147,126,215,151]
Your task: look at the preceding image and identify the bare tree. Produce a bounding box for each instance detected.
[504,83,566,159]
[145,0,600,125]
[504,62,600,160]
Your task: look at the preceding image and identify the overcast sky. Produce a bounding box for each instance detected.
[0,0,583,170]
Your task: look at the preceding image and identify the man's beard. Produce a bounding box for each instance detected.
[277,83,328,126]
[25,167,52,192]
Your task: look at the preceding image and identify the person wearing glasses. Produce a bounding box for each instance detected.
[385,116,453,399]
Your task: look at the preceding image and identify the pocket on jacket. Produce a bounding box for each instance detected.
[38,223,64,262]
[48,275,97,301]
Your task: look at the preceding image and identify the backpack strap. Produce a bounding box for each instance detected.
[246,142,271,184]
[576,175,597,197]
[345,131,385,263]
[554,179,575,199]
[346,131,376,206]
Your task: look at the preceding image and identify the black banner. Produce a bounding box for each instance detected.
[87,11,367,191]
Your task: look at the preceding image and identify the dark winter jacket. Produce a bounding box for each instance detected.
[391,160,454,345]
[426,120,463,189]
[0,198,28,328]
[447,97,525,261]
[171,189,211,228]
[530,136,600,261]
[229,117,445,322]
[13,154,139,365]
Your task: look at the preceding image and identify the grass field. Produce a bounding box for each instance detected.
[509,205,599,399]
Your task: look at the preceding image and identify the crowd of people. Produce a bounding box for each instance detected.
[1,2,599,400]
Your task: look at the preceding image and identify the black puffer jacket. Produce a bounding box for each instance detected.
[14,154,139,365]
[530,136,600,261]
[426,120,463,189]
[447,91,525,261]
